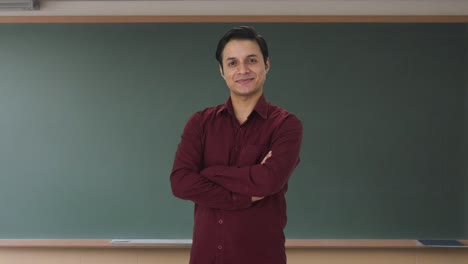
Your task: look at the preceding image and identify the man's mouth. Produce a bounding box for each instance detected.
[236,78,254,84]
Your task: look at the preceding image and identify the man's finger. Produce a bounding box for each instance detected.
[261,151,272,164]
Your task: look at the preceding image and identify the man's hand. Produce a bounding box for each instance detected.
[251,196,264,202]
[261,150,272,164]
[252,151,273,202]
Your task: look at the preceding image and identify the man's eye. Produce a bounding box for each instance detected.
[227,61,236,67]
[247,58,257,63]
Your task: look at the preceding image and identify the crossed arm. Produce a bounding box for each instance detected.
[200,116,302,198]
[170,113,252,211]
[170,112,303,210]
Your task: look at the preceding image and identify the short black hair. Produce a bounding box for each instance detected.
[215,26,269,70]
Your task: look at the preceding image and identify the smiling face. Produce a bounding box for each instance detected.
[219,39,270,100]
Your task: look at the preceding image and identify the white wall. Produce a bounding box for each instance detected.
[1,0,468,16]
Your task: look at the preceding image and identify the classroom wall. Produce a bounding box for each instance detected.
[0,21,467,264]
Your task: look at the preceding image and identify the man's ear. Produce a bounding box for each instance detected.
[219,65,225,79]
[265,58,270,73]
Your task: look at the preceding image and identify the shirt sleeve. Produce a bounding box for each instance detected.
[170,112,252,210]
[200,115,303,197]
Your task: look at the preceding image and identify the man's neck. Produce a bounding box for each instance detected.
[231,92,262,125]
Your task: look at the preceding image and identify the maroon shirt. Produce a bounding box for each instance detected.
[170,94,303,264]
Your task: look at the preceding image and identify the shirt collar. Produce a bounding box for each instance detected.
[252,94,268,120]
[216,94,269,120]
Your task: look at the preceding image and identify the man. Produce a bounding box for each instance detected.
[170,26,303,264]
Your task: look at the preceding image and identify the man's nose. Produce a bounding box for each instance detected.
[238,63,250,74]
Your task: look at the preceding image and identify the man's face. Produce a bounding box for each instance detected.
[220,39,270,99]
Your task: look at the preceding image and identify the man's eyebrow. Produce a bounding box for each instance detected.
[225,54,258,61]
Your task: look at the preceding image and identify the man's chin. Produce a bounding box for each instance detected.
[231,88,262,98]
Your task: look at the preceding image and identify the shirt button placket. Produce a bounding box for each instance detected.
[217,218,224,254]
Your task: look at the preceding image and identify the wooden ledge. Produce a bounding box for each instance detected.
[0,239,467,249]
[0,15,468,23]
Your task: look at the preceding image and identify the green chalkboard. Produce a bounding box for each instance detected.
[0,23,466,239]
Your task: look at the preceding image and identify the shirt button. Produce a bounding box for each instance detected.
[218,219,223,224]
[218,245,223,250]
